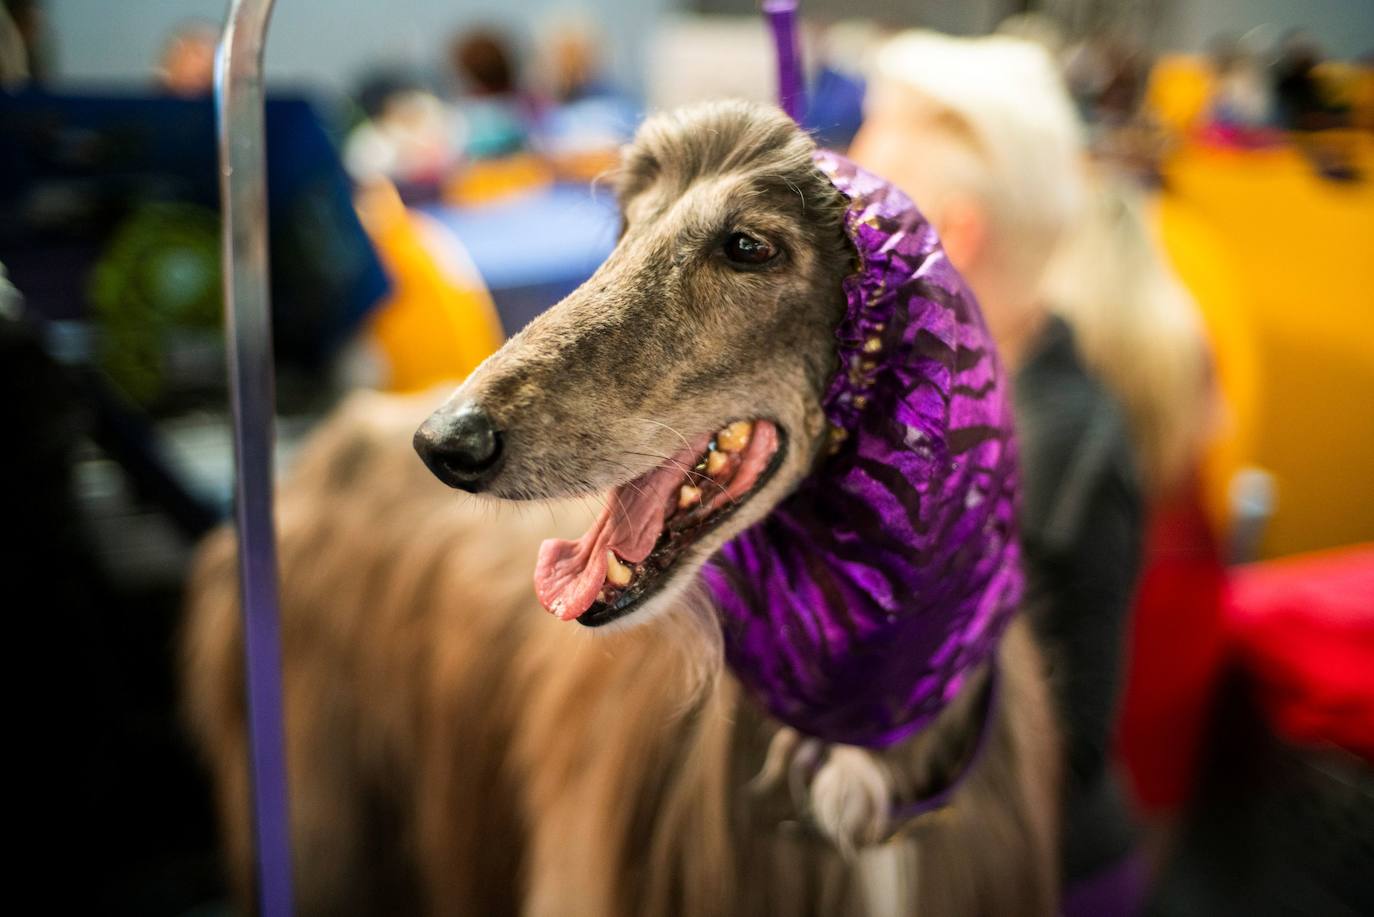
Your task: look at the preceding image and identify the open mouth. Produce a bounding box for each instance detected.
[534,419,785,627]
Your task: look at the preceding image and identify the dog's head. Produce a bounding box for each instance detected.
[415,100,853,627]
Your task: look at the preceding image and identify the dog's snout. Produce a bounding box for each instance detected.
[413,404,504,492]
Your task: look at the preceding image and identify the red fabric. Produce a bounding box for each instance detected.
[1227,544,1374,762]
[1116,489,1228,812]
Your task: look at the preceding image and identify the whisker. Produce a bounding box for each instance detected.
[629,416,695,453]
[624,450,733,503]
[603,459,657,506]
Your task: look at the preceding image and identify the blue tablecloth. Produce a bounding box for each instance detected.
[419,184,619,333]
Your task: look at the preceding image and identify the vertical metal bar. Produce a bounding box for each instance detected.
[763,0,806,123]
[214,2,293,915]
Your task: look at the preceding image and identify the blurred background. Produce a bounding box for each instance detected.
[2,0,1371,914]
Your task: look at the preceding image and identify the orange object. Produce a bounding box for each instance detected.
[355,180,505,391]
[443,153,554,207]
[1143,54,1213,137]
[1154,133,1374,556]
[1149,193,1259,544]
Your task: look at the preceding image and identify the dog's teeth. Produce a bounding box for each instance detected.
[605,551,633,587]
[717,420,753,453]
[678,484,702,509]
[550,598,567,620]
[706,450,729,476]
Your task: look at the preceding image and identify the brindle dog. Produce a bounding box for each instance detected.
[184,100,1059,916]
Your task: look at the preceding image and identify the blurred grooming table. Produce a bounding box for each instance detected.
[418,184,619,334]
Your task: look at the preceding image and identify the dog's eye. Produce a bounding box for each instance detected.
[723,232,777,266]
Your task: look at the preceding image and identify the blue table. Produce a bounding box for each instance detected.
[420,184,620,334]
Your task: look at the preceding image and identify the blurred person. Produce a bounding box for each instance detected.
[157,20,218,98]
[1098,35,1148,126]
[1,0,46,85]
[452,27,517,97]
[1064,31,1147,128]
[447,27,528,159]
[353,68,429,126]
[1203,32,1278,147]
[537,16,613,105]
[343,88,464,191]
[1044,185,1227,845]
[852,33,1086,367]
[998,15,1167,184]
[851,30,1212,916]
[1043,192,1213,504]
[526,17,639,179]
[1273,30,1343,132]
[1,2,29,87]
[1271,30,1360,181]
[1063,33,1110,121]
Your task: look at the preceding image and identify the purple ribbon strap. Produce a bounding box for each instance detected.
[764,0,806,123]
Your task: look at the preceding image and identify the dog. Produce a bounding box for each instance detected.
[184,100,1059,916]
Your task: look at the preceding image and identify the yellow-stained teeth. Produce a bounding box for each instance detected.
[678,484,702,508]
[606,551,633,587]
[706,450,729,476]
[717,420,753,453]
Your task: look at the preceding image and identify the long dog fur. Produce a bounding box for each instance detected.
[184,391,1058,915]
[183,103,1060,916]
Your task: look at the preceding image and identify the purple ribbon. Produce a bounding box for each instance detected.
[764,0,806,122]
[888,665,999,828]
[706,153,1023,749]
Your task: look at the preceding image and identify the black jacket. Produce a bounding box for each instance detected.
[1014,315,1145,882]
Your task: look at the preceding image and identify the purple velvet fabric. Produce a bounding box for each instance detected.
[703,151,1023,748]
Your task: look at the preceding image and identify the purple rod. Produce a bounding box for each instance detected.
[215,1,294,915]
[763,0,806,123]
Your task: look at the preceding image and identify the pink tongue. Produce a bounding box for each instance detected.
[534,435,709,621]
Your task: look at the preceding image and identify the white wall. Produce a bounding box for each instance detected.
[1162,0,1373,59]
[43,0,1374,100]
[46,0,680,93]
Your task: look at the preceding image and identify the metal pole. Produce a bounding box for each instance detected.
[214,2,294,915]
[763,0,806,123]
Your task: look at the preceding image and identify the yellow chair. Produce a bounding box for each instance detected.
[1144,54,1213,137]
[1155,134,1374,557]
[443,153,554,207]
[355,180,505,392]
[1150,193,1259,545]
[1312,61,1374,132]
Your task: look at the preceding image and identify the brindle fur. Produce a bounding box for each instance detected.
[183,101,1060,916]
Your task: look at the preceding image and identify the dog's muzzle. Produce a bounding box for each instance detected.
[414,403,504,492]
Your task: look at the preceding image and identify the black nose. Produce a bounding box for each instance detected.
[413,404,504,491]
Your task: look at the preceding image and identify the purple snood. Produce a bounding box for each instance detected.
[702,151,1023,749]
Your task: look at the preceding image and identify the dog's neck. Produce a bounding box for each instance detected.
[702,152,1023,750]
